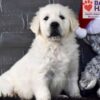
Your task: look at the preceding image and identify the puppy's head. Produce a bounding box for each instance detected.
[30,4,79,42]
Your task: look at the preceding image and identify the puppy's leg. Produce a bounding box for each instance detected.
[0,72,14,97]
[34,81,51,100]
[66,76,81,98]
[65,58,81,98]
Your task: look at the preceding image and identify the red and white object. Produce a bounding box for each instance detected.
[75,1,100,38]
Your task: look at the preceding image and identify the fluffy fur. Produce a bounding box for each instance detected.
[0,4,80,99]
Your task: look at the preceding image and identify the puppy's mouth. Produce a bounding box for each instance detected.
[48,32,62,42]
[48,29,62,41]
[49,36,61,41]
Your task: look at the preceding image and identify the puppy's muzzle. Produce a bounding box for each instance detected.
[50,22,61,37]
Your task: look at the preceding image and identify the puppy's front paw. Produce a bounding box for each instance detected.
[0,78,14,97]
[69,92,81,98]
[35,87,51,100]
[36,93,51,100]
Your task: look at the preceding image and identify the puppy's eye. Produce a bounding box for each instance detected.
[44,16,49,21]
[59,15,65,20]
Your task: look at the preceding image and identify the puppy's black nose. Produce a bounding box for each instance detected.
[51,22,59,29]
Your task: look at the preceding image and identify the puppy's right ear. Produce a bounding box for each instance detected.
[30,12,40,35]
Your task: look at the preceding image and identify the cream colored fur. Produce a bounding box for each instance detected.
[0,4,81,100]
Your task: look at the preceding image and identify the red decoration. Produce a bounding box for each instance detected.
[79,4,93,28]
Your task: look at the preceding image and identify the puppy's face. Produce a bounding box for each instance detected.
[30,4,79,42]
[39,6,69,42]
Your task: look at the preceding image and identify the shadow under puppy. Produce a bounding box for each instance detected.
[0,4,81,100]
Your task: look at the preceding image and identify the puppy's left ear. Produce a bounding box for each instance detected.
[69,10,79,33]
[30,12,40,35]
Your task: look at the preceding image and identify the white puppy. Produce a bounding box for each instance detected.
[0,4,81,100]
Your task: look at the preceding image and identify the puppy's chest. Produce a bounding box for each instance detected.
[43,46,69,83]
[45,46,68,67]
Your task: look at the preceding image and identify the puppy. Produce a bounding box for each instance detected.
[0,4,81,100]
